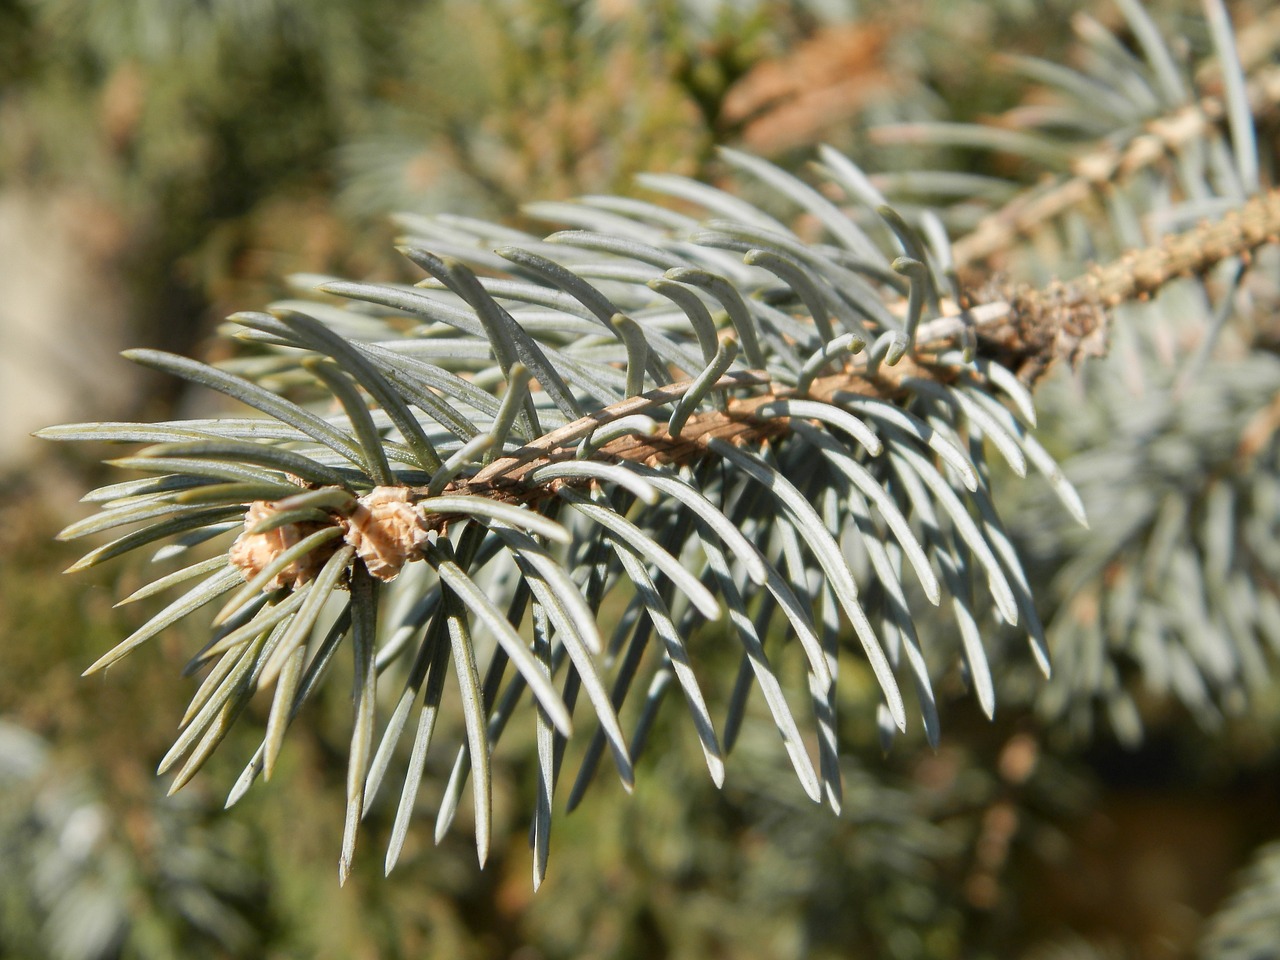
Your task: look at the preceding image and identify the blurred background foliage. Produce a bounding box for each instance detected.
[1,0,1278,957]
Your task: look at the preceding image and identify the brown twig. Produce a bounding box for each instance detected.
[952,64,1280,268]
[442,188,1280,501]
[231,189,1280,582]
[973,187,1280,380]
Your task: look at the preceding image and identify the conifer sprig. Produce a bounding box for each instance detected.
[43,0,1280,884]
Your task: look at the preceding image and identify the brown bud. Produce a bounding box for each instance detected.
[229,501,336,590]
[343,487,432,582]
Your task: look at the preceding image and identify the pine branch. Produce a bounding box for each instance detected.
[45,166,1278,865]
[975,186,1280,380]
[952,65,1280,267]
[400,187,1280,516]
[40,2,1280,884]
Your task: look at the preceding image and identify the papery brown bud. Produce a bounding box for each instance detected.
[343,486,431,582]
[229,501,335,590]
